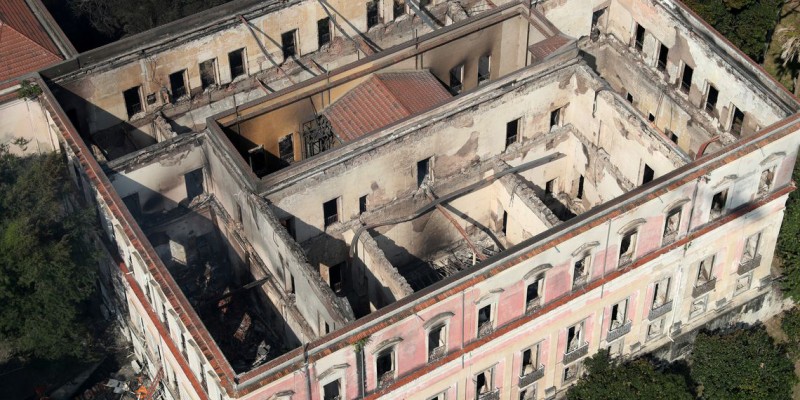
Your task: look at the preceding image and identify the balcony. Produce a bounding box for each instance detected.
[478,322,493,338]
[477,390,500,400]
[606,321,632,342]
[572,275,588,289]
[563,342,589,364]
[648,300,673,320]
[692,278,716,297]
[428,345,445,362]
[662,231,677,246]
[738,255,761,275]
[525,298,542,315]
[518,366,545,388]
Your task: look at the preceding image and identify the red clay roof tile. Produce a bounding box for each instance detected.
[0,0,62,83]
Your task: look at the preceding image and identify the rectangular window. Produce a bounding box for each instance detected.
[648,113,656,122]
[573,252,590,286]
[228,48,246,79]
[519,386,536,400]
[566,321,584,353]
[449,64,464,94]
[642,164,655,185]
[550,107,562,129]
[323,198,340,227]
[626,92,634,103]
[282,30,297,59]
[668,129,679,143]
[475,368,494,397]
[730,106,745,136]
[280,216,296,240]
[545,178,556,196]
[428,323,446,361]
[563,363,580,383]
[742,232,761,262]
[525,275,544,312]
[329,261,344,293]
[123,86,143,118]
[323,380,341,400]
[663,207,681,244]
[169,70,187,101]
[199,59,217,90]
[506,118,519,148]
[705,85,719,114]
[758,167,775,196]
[393,0,406,19]
[279,134,294,165]
[376,348,395,385]
[417,158,431,187]
[690,296,708,319]
[521,345,540,376]
[122,193,142,219]
[710,188,728,220]
[652,277,670,308]
[576,175,584,199]
[680,64,693,93]
[287,272,296,294]
[367,0,380,29]
[318,18,331,48]
[657,44,669,71]
[634,24,645,51]
[478,54,491,84]
[501,210,508,235]
[696,255,715,286]
[618,230,637,267]
[735,273,753,295]
[609,299,628,331]
[359,195,368,215]
[477,304,493,337]
[184,168,204,201]
[647,317,665,339]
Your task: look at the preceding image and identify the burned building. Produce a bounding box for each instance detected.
[15,0,800,398]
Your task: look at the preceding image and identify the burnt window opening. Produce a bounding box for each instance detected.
[642,164,655,185]
[367,0,380,29]
[563,364,579,383]
[591,8,607,38]
[449,64,464,94]
[478,54,491,84]
[626,92,634,103]
[652,277,670,308]
[303,116,336,158]
[618,230,637,267]
[730,106,745,136]
[428,324,446,360]
[122,193,142,220]
[667,129,678,143]
[477,304,493,336]
[743,232,761,262]
[475,369,493,397]
[576,175,585,199]
[236,203,243,225]
[680,64,693,93]
[169,70,187,101]
[648,113,656,122]
[647,317,665,339]
[376,349,394,383]
[566,322,584,353]
[526,276,543,312]
[329,261,344,293]
[506,118,519,148]
[288,272,296,294]
[520,387,536,400]
[228,48,246,80]
[359,195,368,215]
[550,107,562,130]
[393,0,406,19]
[123,86,143,118]
[247,145,268,177]
[663,207,681,243]
[710,189,728,220]
[323,198,340,227]
[521,346,539,375]
[323,380,341,400]
[501,210,508,235]
[184,168,204,202]
[282,30,297,59]
[696,255,714,285]
[758,167,775,196]
[634,24,645,51]
[417,158,431,187]
[318,18,331,48]
[280,216,296,240]
[657,44,669,71]
[705,85,719,114]
[573,252,590,286]
[279,134,294,165]
[545,178,556,197]
[610,299,627,330]
[199,59,217,90]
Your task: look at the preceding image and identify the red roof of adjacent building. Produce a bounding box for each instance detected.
[0,0,63,83]
[323,71,452,142]
[528,34,572,63]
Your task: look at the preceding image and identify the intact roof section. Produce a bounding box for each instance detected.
[0,0,62,83]
[528,34,572,63]
[323,71,452,142]
[0,0,60,55]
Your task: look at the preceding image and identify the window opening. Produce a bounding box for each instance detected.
[282,30,297,59]
[417,158,431,187]
[642,164,655,185]
[367,0,380,29]
[169,70,187,101]
[199,59,217,89]
[478,54,491,84]
[228,48,246,79]
[710,189,728,220]
[680,64,693,93]
[550,107,562,129]
[318,18,331,48]
[634,24,645,51]
[705,85,719,113]
[506,118,519,148]
[576,175,585,199]
[123,87,143,118]
[731,106,745,136]
[449,64,464,94]
[657,44,669,71]
[323,198,340,227]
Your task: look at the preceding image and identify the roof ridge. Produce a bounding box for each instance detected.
[373,73,411,115]
[0,20,59,58]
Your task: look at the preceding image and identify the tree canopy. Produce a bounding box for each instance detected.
[777,159,800,299]
[690,328,795,400]
[0,145,98,360]
[565,350,694,400]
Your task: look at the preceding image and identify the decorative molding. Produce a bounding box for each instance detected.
[423,312,455,329]
[524,264,553,281]
[617,218,646,234]
[662,197,690,213]
[317,363,349,381]
[571,241,600,257]
[760,151,786,166]
[371,337,403,355]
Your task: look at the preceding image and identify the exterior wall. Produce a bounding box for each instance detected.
[0,97,59,154]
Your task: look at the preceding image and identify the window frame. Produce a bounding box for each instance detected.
[123,86,144,119]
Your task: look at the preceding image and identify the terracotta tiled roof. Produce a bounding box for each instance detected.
[528,34,572,63]
[323,71,452,142]
[0,0,62,83]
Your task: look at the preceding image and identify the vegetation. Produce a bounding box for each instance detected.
[0,146,98,360]
[565,350,694,400]
[567,326,795,400]
[16,80,42,101]
[683,0,783,63]
[778,160,800,300]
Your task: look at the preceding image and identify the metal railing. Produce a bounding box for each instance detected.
[563,342,589,364]
[518,365,545,387]
[692,278,716,297]
[648,300,673,320]
[606,321,632,342]
[738,255,761,275]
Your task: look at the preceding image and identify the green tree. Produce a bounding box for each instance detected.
[683,0,783,62]
[781,307,800,355]
[565,350,694,400]
[690,328,795,400]
[778,160,800,299]
[0,146,98,360]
